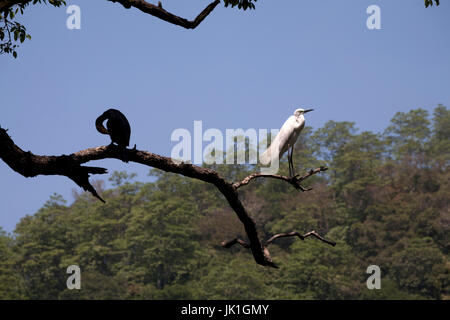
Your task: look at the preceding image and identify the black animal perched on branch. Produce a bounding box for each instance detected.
[95,109,131,162]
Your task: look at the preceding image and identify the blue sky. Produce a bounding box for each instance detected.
[0,0,449,233]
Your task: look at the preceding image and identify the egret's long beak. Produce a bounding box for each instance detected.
[304,109,314,113]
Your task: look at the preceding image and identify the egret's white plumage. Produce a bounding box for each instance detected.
[260,108,313,176]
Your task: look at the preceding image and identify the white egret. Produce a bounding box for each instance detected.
[260,108,313,177]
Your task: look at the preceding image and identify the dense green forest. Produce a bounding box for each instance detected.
[0,106,448,300]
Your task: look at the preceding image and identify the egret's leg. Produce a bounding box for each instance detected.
[291,145,295,176]
[288,145,295,177]
[287,145,291,176]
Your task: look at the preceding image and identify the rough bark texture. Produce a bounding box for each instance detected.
[0,126,331,267]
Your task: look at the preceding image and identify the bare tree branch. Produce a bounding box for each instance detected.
[0,0,221,30]
[0,128,108,202]
[233,166,328,190]
[222,230,336,249]
[265,230,336,247]
[108,0,221,29]
[222,230,336,264]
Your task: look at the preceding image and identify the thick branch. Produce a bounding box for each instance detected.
[0,128,107,202]
[108,0,221,29]
[1,0,220,29]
